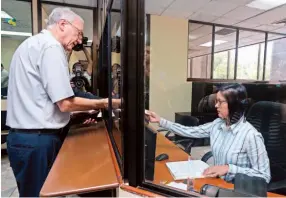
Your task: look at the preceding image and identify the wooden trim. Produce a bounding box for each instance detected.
[120,185,164,197]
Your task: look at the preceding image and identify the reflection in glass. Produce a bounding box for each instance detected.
[265,36,286,81]
[213,51,228,79]
[213,26,236,79]
[188,23,212,79]
[237,44,259,80]
[237,31,265,80]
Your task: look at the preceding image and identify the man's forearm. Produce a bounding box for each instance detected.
[57,97,106,112]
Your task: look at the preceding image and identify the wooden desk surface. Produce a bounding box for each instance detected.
[153,133,284,197]
[40,122,119,197]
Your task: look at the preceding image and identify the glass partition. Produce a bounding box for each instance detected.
[188,23,212,79]
[213,26,237,79]
[265,35,286,82]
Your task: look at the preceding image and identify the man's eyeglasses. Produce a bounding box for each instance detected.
[215,99,227,106]
[65,20,83,39]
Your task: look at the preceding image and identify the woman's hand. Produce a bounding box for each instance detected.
[203,165,229,178]
[145,110,161,123]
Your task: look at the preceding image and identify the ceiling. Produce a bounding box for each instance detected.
[146,0,286,34]
[2,0,286,52]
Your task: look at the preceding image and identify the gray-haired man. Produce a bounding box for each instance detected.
[6,7,116,197]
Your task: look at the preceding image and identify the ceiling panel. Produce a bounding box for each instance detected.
[235,21,261,28]
[254,25,280,31]
[164,0,211,14]
[145,0,174,15]
[274,27,286,34]
[223,6,262,20]
[213,0,253,6]
[213,17,240,25]
[244,4,286,25]
[197,0,239,16]
[161,9,194,18]
[189,12,219,22]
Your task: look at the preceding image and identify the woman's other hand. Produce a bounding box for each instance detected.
[202,165,229,178]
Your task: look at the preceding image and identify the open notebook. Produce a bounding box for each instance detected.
[166,160,209,180]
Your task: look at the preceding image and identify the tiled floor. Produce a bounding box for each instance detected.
[1,150,19,197]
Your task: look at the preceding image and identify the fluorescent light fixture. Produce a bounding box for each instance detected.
[1,31,32,37]
[1,10,13,19]
[246,0,286,10]
[200,40,227,47]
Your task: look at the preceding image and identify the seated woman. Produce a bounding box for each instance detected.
[147,84,271,183]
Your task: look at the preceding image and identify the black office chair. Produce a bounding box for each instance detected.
[201,101,286,194]
[158,116,199,154]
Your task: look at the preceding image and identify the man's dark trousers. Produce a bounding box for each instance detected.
[7,129,62,197]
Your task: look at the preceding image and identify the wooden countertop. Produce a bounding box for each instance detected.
[153,133,284,197]
[40,122,119,197]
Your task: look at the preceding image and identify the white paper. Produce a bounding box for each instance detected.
[167,182,188,191]
[166,160,209,180]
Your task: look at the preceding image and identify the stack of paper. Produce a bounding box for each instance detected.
[167,182,188,190]
[166,160,209,180]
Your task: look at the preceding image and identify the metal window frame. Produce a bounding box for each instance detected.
[188,20,286,82]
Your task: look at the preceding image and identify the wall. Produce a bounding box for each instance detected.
[1,36,26,70]
[112,52,121,65]
[149,15,192,122]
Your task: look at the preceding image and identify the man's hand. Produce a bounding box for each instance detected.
[202,165,229,178]
[83,118,97,125]
[145,110,161,123]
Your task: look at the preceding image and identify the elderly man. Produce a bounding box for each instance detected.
[6,7,116,197]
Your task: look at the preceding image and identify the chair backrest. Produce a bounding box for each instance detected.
[246,101,286,182]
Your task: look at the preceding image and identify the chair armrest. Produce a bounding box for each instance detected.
[174,139,195,154]
[268,179,286,191]
[201,151,213,162]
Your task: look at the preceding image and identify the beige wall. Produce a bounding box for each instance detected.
[1,37,27,70]
[112,52,121,65]
[149,15,192,122]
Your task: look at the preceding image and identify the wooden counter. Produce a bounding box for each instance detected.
[40,122,119,197]
[153,133,284,197]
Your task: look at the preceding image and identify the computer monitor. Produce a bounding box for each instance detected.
[145,124,157,181]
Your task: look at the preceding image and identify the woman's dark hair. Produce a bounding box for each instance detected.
[218,84,249,123]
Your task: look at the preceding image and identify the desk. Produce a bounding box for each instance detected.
[40,122,119,197]
[153,133,284,197]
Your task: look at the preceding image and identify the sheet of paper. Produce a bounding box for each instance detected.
[166,160,209,180]
[167,182,187,191]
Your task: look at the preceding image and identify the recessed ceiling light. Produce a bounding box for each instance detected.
[1,31,32,37]
[246,0,286,10]
[200,40,227,47]
[1,10,13,19]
